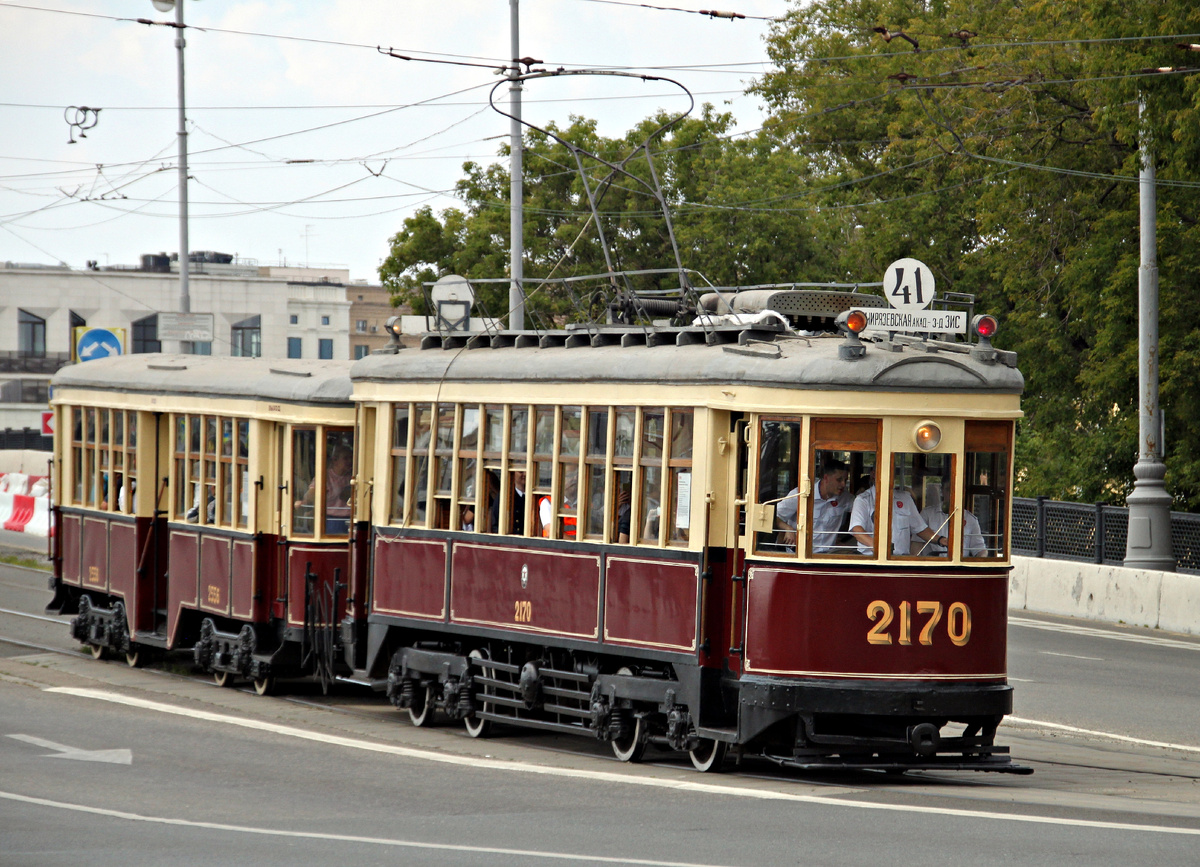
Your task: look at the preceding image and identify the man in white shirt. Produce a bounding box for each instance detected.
[921,481,988,557]
[776,459,851,553]
[849,476,947,556]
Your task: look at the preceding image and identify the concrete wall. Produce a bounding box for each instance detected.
[1009,555,1200,636]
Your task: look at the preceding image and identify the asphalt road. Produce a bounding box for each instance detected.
[2,561,1199,866]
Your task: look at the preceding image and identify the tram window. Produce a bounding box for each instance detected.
[886,452,953,559]
[236,419,249,528]
[458,405,479,532]
[70,408,83,505]
[964,421,1012,559]
[292,428,318,537]
[666,410,694,546]
[479,405,504,535]
[432,404,456,529]
[532,406,554,536]
[804,450,853,556]
[754,418,801,556]
[638,409,665,544]
[390,404,410,525]
[546,406,581,540]
[583,408,608,540]
[203,417,218,524]
[505,406,530,536]
[220,419,234,525]
[411,404,432,526]
[322,429,354,537]
[613,408,636,544]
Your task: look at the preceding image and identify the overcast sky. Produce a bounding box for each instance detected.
[1,1,785,284]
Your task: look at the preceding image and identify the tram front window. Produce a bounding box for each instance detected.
[755,418,801,556]
[885,453,951,559]
[323,430,354,536]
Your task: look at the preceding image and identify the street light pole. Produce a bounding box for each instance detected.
[1124,96,1174,570]
[508,0,525,331]
[152,0,190,348]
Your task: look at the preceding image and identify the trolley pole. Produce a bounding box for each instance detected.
[508,0,525,331]
[1124,96,1174,571]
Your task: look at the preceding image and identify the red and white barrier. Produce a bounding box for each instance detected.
[0,472,51,537]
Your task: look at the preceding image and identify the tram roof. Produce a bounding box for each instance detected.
[351,328,1024,394]
[51,355,353,404]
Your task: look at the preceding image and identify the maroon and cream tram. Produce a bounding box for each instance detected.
[346,289,1029,773]
[48,288,1029,774]
[48,355,355,694]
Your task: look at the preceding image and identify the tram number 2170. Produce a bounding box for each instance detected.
[867,600,972,647]
[514,600,533,623]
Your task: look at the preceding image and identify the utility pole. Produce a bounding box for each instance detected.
[508,0,525,331]
[1124,96,1175,571]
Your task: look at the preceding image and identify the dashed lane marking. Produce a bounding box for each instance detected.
[45,687,1200,837]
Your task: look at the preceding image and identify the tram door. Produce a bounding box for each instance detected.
[718,414,750,677]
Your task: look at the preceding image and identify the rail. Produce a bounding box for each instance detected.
[1012,496,1200,574]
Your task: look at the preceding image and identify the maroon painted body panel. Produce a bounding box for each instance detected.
[60,514,82,585]
[80,516,109,593]
[286,545,350,628]
[743,565,1008,680]
[199,535,232,616]
[372,536,447,620]
[603,556,699,652]
[231,540,256,620]
[450,542,601,640]
[167,530,200,647]
[107,521,137,611]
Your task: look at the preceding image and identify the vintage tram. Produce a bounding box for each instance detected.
[47,355,356,694]
[48,288,1029,774]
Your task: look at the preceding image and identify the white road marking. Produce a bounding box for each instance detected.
[1011,617,1200,651]
[45,687,1200,837]
[0,790,734,867]
[1038,651,1104,661]
[8,733,132,764]
[1005,717,1200,755]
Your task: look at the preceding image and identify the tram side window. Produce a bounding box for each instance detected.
[479,405,504,534]
[612,408,636,543]
[532,406,554,537]
[550,406,581,540]
[583,408,608,540]
[322,429,354,536]
[638,409,666,544]
[813,419,879,558]
[666,409,694,546]
[964,420,1012,559]
[887,452,952,559]
[390,404,410,525]
[458,405,480,531]
[505,406,530,536]
[69,407,136,513]
[292,428,317,536]
[432,404,456,530]
[411,404,433,526]
[755,418,801,556]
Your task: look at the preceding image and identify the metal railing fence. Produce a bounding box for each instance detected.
[1012,497,1200,574]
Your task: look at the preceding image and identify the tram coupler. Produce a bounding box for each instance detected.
[71,595,131,657]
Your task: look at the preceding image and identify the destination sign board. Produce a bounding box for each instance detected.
[851,307,968,334]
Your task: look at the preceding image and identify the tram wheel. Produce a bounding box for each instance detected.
[611,715,646,763]
[253,675,275,697]
[408,683,434,727]
[689,738,727,773]
[213,669,236,689]
[463,649,492,739]
[89,643,105,661]
[125,648,144,668]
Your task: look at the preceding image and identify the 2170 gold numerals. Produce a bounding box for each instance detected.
[867,600,971,647]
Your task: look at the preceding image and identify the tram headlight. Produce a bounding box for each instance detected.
[913,420,942,451]
[382,315,404,354]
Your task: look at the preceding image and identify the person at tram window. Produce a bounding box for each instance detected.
[920,480,987,557]
[849,473,948,556]
[539,471,577,539]
[615,483,632,543]
[490,470,526,534]
[297,445,353,510]
[460,504,475,532]
[776,459,851,552]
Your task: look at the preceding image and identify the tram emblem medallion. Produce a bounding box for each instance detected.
[521,564,529,589]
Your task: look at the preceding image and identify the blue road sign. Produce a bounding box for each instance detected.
[76,328,124,361]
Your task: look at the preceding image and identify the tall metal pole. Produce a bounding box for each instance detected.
[173,0,190,319]
[508,0,525,331]
[1124,96,1174,570]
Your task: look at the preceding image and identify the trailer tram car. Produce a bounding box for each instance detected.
[48,355,357,694]
[350,289,1031,773]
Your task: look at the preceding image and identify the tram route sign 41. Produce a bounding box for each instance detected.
[852,307,968,334]
[158,312,215,342]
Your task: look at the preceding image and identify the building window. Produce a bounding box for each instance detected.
[18,310,46,358]
[131,314,161,354]
[356,320,367,333]
[0,379,49,403]
[290,314,298,325]
[189,341,213,356]
[353,344,369,360]
[321,315,331,326]
[69,311,86,349]
[318,338,333,360]
[288,337,303,358]
[231,315,262,357]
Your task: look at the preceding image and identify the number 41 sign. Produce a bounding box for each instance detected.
[884,257,935,311]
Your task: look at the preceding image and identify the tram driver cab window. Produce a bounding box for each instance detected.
[292,427,354,537]
[755,417,801,556]
[813,418,880,558]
